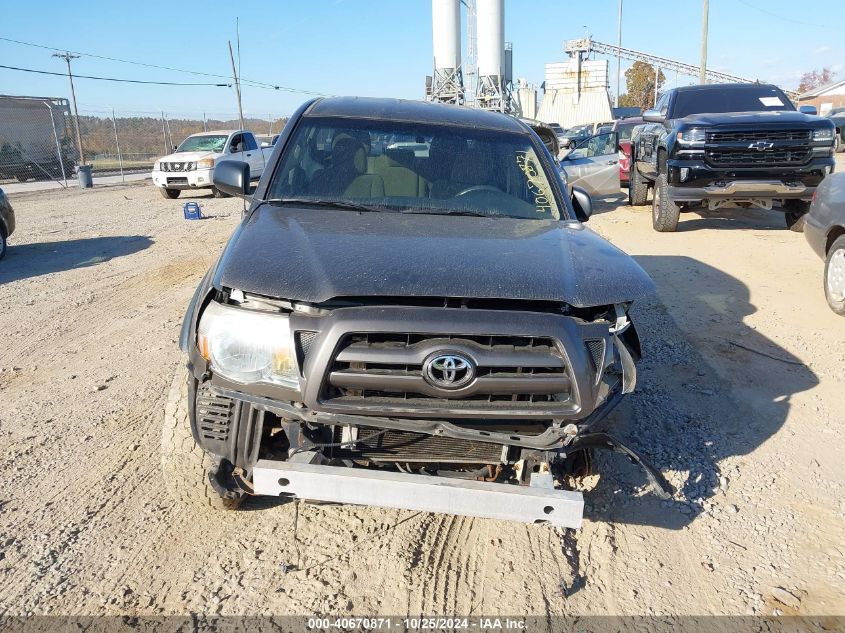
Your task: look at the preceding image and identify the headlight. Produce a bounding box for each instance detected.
[197,301,298,388]
[676,128,706,145]
[197,158,215,169]
[813,128,834,141]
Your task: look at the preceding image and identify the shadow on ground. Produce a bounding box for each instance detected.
[0,235,153,284]
[583,255,818,529]
[591,195,792,232]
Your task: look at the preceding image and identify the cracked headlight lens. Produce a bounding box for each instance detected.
[197,301,297,388]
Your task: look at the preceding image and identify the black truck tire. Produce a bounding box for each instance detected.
[651,171,680,232]
[784,200,809,233]
[628,162,648,206]
[160,365,243,511]
[160,188,181,200]
[824,235,845,316]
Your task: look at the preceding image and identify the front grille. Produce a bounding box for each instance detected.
[329,425,504,463]
[704,129,811,167]
[321,333,570,411]
[706,148,810,166]
[706,130,811,143]
[162,161,194,172]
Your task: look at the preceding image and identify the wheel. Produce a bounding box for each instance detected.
[0,230,6,260]
[160,365,243,511]
[824,235,845,316]
[628,162,648,206]
[651,170,680,232]
[159,188,181,199]
[784,200,809,232]
[211,186,231,199]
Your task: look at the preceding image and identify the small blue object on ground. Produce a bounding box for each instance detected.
[183,202,204,220]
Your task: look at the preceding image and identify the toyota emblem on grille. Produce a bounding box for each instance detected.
[423,353,475,390]
[748,141,774,151]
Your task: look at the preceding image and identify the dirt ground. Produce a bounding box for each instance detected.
[0,181,843,617]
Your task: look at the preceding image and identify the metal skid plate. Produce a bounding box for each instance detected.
[252,460,584,528]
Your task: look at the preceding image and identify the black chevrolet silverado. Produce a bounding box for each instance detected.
[628,83,836,232]
[161,97,672,528]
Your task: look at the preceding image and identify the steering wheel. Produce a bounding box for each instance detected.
[454,185,501,197]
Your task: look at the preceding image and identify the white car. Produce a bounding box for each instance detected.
[151,130,274,199]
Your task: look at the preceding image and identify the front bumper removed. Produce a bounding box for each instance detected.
[253,461,586,528]
[247,433,673,529]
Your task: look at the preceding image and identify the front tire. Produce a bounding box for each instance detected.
[160,188,181,200]
[628,162,648,206]
[784,200,809,232]
[651,171,680,232]
[825,235,845,316]
[160,365,243,511]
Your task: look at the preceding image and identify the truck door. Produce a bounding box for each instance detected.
[242,133,264,178]
[227,133,246,166]
[560,132,620,197]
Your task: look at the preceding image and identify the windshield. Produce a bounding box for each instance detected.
[673,85,795,119]
[265,117,562,220]
[176,134,228,153]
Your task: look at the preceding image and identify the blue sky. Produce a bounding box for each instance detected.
[0,0,841,119]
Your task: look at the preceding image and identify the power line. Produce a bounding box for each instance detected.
[0,35,332,95]
[733,0,834,29]
[0,63,231,86]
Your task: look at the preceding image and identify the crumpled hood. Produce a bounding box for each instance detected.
[157,150,216,163]
[678,110,819,127]
[215,206,655,308]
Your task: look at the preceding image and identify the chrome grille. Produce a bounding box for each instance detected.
[321,333,570,411]
[162,161,194,172]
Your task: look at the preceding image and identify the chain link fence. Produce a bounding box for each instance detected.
[0,95,288,187]
[0,95,78,185]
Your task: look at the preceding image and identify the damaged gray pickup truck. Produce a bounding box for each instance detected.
[161,97,673,528]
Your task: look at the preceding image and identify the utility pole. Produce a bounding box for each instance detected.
[616,0,622,107]
[228,41,244,131]
[53,51,85,165]
[699,0,709,85]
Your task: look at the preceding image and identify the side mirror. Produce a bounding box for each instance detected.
[799,105,818,115]
[172,145,178,152]
[571,186,593,221]
[642,108,666,123]
[213,160,254,198]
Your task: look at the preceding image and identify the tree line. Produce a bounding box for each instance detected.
[76,115,289,158]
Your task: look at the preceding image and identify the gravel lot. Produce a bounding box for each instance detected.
[0,181,843,617]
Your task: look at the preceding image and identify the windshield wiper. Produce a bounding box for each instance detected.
[399,209,500,218]
[263,198,387,213]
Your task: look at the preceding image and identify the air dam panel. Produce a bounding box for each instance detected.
[252,460,584,528]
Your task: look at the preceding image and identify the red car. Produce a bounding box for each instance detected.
[612,116,644,186]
